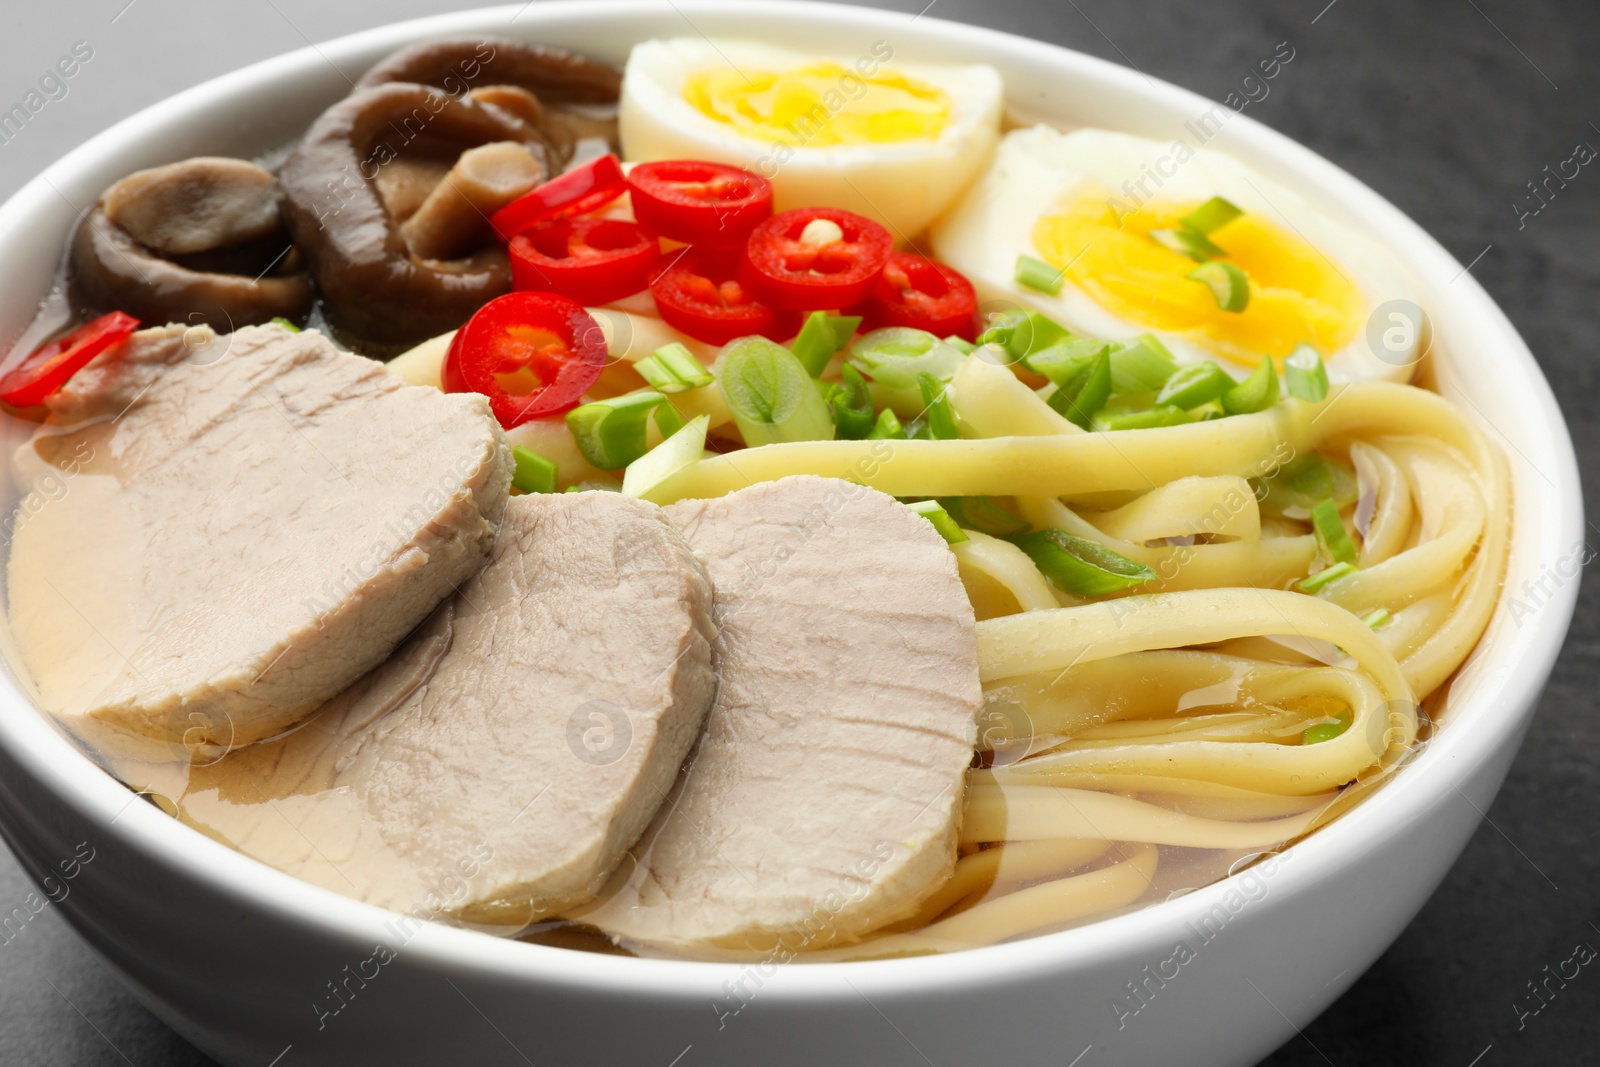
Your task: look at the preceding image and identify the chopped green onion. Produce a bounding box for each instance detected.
[1156,360,1234,409]
[847,327,967,390]
[939,496,1029,537]
[1092,404,1194,432]
[1187,261,1250,312]
[943,335,976,354]
[653,397,686,438]
[1150,226,1226,261]
[1221,356,1279,415]
[635,342,713,393]
[567,392,669,470]
[1014,254,1065,295]
[867,407,907,440]
[1024,338,1113,382]
[1310,498,1357,565]
[1256,453,1359,516]
[976,309,1071,363]
[1181,196,1243,235]
[791,311,862,377]
[563,485,581,493]
[907,500,968,544]
[621,414,709,502]
[1295,560,1356,594]
[828,365,876,440]
[1043,349,1112,430]
[1284,344,1330,403]
[1301,708,1352,745]
[510,445,557,494]
[269,316,301,332]
[1011,528,1158,596]
[1362,608,1391,629]
[918,372,960,440]
[721,337,835,447]
[1109,335,1178,394]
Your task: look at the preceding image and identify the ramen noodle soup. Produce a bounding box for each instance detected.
[0,33,1507,962]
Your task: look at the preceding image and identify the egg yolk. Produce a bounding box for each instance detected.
[683,63,949,146]
[1031,184,1363,366]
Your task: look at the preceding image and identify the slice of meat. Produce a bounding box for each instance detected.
[6,323,511,755]
[584,475,981,949]
[173,492,717,922]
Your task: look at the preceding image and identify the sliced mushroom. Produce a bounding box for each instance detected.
[278,83,553,353]
[356,36,623,166]
[70,157,312,331]
[400,141,544,261]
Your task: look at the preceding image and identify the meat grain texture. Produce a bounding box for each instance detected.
[6,323,510,754]
[176,492,718,921]
[586,475,981,950]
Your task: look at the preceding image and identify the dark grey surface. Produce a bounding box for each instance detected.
[0,0,1595,1064]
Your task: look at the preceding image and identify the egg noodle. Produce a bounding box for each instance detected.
[640,360,1508,958]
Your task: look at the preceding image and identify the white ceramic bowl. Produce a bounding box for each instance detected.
[0,4,1580,1065]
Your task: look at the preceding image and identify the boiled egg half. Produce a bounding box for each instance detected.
[931,126,1425,382]
[619,38,1002,239]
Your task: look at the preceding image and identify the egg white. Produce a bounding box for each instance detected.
[930,126,1424,384]
[619,38,1003,241]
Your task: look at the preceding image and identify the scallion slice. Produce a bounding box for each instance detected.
[943,335,977,354]
[1301,709,1352,745]
[1155,360,1234,409]
[1187,260,1250,312]
[621,414,709,502]
[867,407,907,440]
[1043,349,1112,430]
[907,500,968,544]
[653,397,686,438]
[1221,356,1279,415]
[977,308,1071,363]
[1284,344,1330,403]
[828,364,877,440]
[1024,338,1113,382]
[847,327,967,390]
[918,372,960,440]
[1092,404,1194,432]
[791,311,862,377]
[721,337,836,447]
[1362,608,1391,629]
[635,342,714,394]
[1181,196,1243,235]
[567,391,669,470]
[1150,226,1226,261]
[1014,254,1066,295]
[1295,560,1356,594]
[939,496,1029,537]
[1109,335,1178,394]
[1011,528,1158,596]
[1310,498,1357,565]
[510,445,557,494]
[269,316,302,332]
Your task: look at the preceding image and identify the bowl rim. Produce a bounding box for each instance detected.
[0,0,1582,1002]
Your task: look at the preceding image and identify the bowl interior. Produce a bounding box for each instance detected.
[0,0,1580,998]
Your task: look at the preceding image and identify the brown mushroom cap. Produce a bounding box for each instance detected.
[354,36,622,106]
[278,83,554,352]
[70,158,313,330]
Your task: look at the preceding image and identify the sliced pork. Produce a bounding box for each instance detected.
[585,475,981,949]
[175,492,717,922]
[6,323,510,754]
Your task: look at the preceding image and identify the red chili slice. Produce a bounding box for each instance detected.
[488,153,627,242]
[509,217,660,307]
[626,160,773,248]
[442,292,606,427]
[649,248,797,346]
[739,207,893,311]
[855,252,980,339]
[0,311,139,408]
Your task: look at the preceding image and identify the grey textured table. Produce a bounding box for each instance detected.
[0,1,1595,1064]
